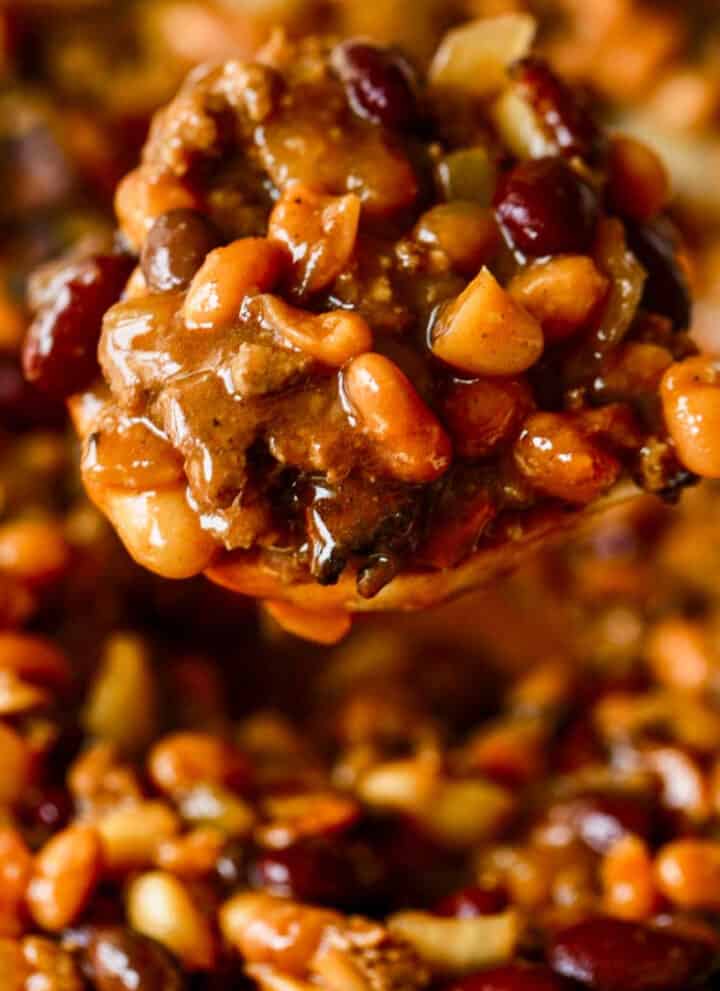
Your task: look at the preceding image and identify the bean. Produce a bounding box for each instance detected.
[0,356,65,432]
[655,840,720,911]
[99,485,218,579]
[601,836,657,922]
[183,238,286,329]
[23,253,134,398]
[645,617,711,692]
[435,886,509,919]
[148,731,250,796]
[330,40,419,129]
[494,158,599,257]
[445,963,570,991]
[512,58,605,161]
[0,631,70,686]
[127,871,215,971]
[536,791,654,854]
[514,412,620,504]
[0,724,31,805]
[263,600,352,644]
[442,377,532,459]
[661,356,720,477]
[254,294,372,367]
[268,183,361,295]
[155,828,225,879]
[0,829,33,938]
[141,209,221,292]
[97,801,180,872]
[626,220,691,330]
[342,352,452,483]
[432,269,544,377]
[219,892,341,975]
[549,918,716,991]
[84,926,183,991]
[260,791,360,846]
[249,839,358,907]
[508,256,609,342]
[414,203,501,275]
[0,518,70,587]
[26,824,102,932]
[608,136,670,222]
[115,167,200,250]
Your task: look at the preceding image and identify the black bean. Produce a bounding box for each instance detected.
[625,219,692,330]
[141,209,221,293]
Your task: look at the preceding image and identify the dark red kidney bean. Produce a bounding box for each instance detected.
[552,718,605,773]
[22,253,134,398]
[494,158,599,256]
[330,39,419,129]
[538,792,654,854]
[21,786,73,835]
[215,839,250,889]
[141,209,221,292]
[512,58,605,162]
[435,885,509,918]
[445,963,571,991]
[549,918,716,991]
[625,220,691,330]
[0,356,65,431]
[249,839,358,906]
[83,926,184,991]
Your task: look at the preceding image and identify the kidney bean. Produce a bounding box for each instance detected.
[330,40,419,130]
[20,787,74,836]
[446,963,571,991]
[0,356,65,431]
[494,158,599,257]
[141,209,221,293]
[537,792,654,854]
[23,253,134,398]
[625,220,691,330]
[549,917,716,991]
[84,926,184,991]
[249,839,359,907]
[512,58,605,162]
[435,885,509,918]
